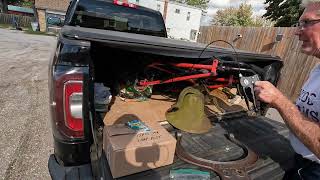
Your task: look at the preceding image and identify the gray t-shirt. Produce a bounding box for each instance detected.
[290,64,320,163]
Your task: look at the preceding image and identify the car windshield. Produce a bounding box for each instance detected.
[70,2,166,37]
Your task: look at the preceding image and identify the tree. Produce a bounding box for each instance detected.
[0,0,8,13]
[213,3,255,27]
[213,7,239,26]
[8,0,34,8]
[251,16,274,27]
[237,3,254,26]
[174,0,210,9]
[212,3,273,27]
[263,0,304,27]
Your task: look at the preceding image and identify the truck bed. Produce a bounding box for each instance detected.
[116,116,294,180]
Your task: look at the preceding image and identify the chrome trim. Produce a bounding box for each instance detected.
[69,92,83,119]
[63,80,83,130]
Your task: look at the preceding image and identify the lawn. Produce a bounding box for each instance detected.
[0,23,12,29]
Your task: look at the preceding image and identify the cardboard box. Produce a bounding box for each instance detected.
[103,122,177,178]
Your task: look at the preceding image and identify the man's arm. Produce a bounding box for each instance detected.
[255,81,320,159]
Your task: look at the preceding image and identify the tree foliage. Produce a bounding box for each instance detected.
[8,0,33,8]
[263,0,304,27]
[174,0,210,9]
[212,3,273,27]
[0,0,8,13]
[251,16,274,27]
[214,7,239,26]
[236,3,254,26]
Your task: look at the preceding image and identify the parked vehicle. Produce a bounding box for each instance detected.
[48,0,292,179]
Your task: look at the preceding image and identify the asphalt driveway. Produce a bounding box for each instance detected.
[0,29,56,180]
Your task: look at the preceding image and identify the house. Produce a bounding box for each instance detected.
[35,0,69,32]
[130,0,204,41]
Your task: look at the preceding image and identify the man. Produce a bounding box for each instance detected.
[254,0,320,179]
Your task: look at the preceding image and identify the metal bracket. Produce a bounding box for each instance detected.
[239,74,260,112]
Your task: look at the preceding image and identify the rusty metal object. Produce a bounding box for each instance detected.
[175,133,258,180]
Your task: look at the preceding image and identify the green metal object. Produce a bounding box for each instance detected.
[120,84,152,101]
[170,168,210,180]
[166,87,212,134]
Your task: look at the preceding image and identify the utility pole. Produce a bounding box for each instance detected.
[163,0,169,22]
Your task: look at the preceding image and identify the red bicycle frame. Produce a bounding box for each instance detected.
[138,59,237,88]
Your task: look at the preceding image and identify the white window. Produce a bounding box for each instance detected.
[136,0,139,3]
[175,9,180,14]
[157,4,161,11]
[187,12,191,21]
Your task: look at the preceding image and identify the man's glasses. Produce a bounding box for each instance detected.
[292,19,320,28]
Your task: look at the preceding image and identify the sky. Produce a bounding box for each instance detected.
[202,0,267,25]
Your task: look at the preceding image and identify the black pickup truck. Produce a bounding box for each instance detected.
[48,0,295,179]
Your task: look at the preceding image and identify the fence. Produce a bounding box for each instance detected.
[198,26,320,101]
[0,13,35,27]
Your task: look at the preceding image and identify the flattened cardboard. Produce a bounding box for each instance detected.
[104,95,175,125]
[103,122,177,178]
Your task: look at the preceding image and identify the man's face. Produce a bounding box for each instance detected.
[296,3,320,57]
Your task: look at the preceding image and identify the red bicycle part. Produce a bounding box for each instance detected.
[139,73,214,86]
[172,59,219,75]
[207,84,229,89]
[139,59,220,86]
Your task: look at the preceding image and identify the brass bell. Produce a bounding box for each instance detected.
[166,87,212,134]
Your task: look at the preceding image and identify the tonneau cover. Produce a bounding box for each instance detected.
[61,26,282,62]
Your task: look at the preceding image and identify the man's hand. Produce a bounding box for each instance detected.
[254,81,285,107]
[255,81,320,159]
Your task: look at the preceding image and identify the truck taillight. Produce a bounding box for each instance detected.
[64,81,83,132]
[54,73,84,139]
[113,0,137,8]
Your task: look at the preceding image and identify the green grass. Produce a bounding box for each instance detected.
[0,23,12,29]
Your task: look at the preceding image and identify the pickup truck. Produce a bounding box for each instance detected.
[48,0,295,179]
